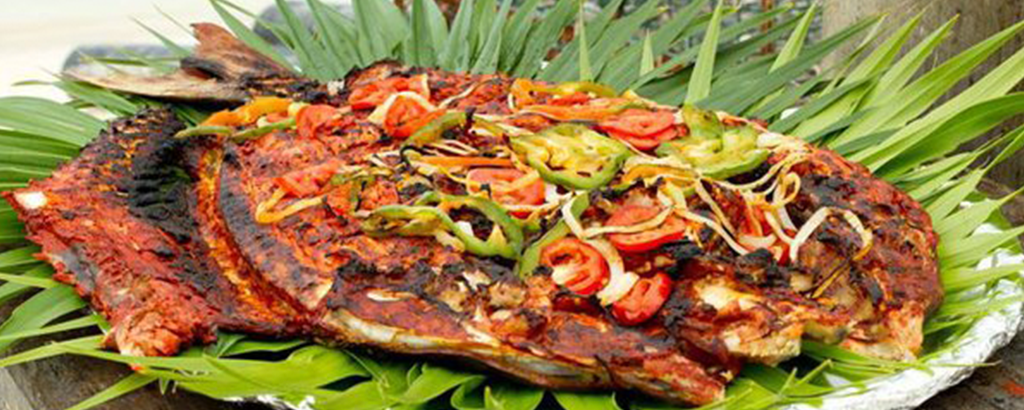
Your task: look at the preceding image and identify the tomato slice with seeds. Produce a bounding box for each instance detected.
[540,238,609,296]
[467,168,545,217]
[607,126,679,151]
[274,161,340,197]
[599,109,678,151]
[612,272,672,326]
[383,96,436,138]
[599,109,675,137]
[606,204,688,253]
[348,75,430,110]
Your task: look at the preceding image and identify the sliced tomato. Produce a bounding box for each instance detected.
[612,273,672,326]
[599,109,675,137]
[274,162,339,197]
[297,105,339,139]
[348,75,430,110]
[383,96,435,138]
[606,204,688,253]
[607,126,679,151]
[540,238,609,296]
[468,168,545,217]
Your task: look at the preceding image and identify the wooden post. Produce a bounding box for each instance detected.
[823,0,1024,189]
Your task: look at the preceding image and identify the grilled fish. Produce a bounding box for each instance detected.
[4,23,941,406]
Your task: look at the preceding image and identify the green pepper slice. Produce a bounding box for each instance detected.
[361,191,525,260]
[231,117,297,142]
[511,124,631,190]
[405,111,468,146]
[655,106,769,180]
[174,125,233,139]
[514,194,590,278]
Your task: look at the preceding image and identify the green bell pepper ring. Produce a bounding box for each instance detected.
[679,104,724,140]
[361,205,449,237]
[510,124,632,190]
[361,191,525,260]
[514,194,591,278]
[405,111,468,146]
[415,192,526,260]
[656,106,769,180]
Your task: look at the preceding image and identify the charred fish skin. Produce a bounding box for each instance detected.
[3,108,309,356]
[3,109,221,356]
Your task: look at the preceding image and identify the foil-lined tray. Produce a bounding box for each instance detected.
[250,222,1024,410]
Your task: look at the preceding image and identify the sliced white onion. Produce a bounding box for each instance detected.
[738,234,777,250]
[367,91,437,125]
[714,152,807,193]
[544,183,563,203]
[777,206,797,231]
[585,239,639,306]
[561,194,587,239]
[439,83,479,108]
[682,210,750,256]
[788,208,831,262]
[762,210,794,244]
[787,208,873,262]
[455,221,475,238]
[693,180,738,235]
[550,265,577,285]
[839,209,874,260]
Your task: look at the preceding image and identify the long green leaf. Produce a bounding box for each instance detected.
[771,1,818,71]
[66,373,158,410]
[440,0,477,71]
[209,0,293,70]
[881,93,1024,175]
[0,285,86,353]
[511,0,578,78]
[498,0,542,73]
[686,1,726,105]
[841,19,1024,156]
[471,0,512,74]
[554,392,621,410]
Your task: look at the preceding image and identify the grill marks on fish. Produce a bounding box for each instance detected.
[3,109,303,355]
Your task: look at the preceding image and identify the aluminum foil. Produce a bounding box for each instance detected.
[252,223,1024,410]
